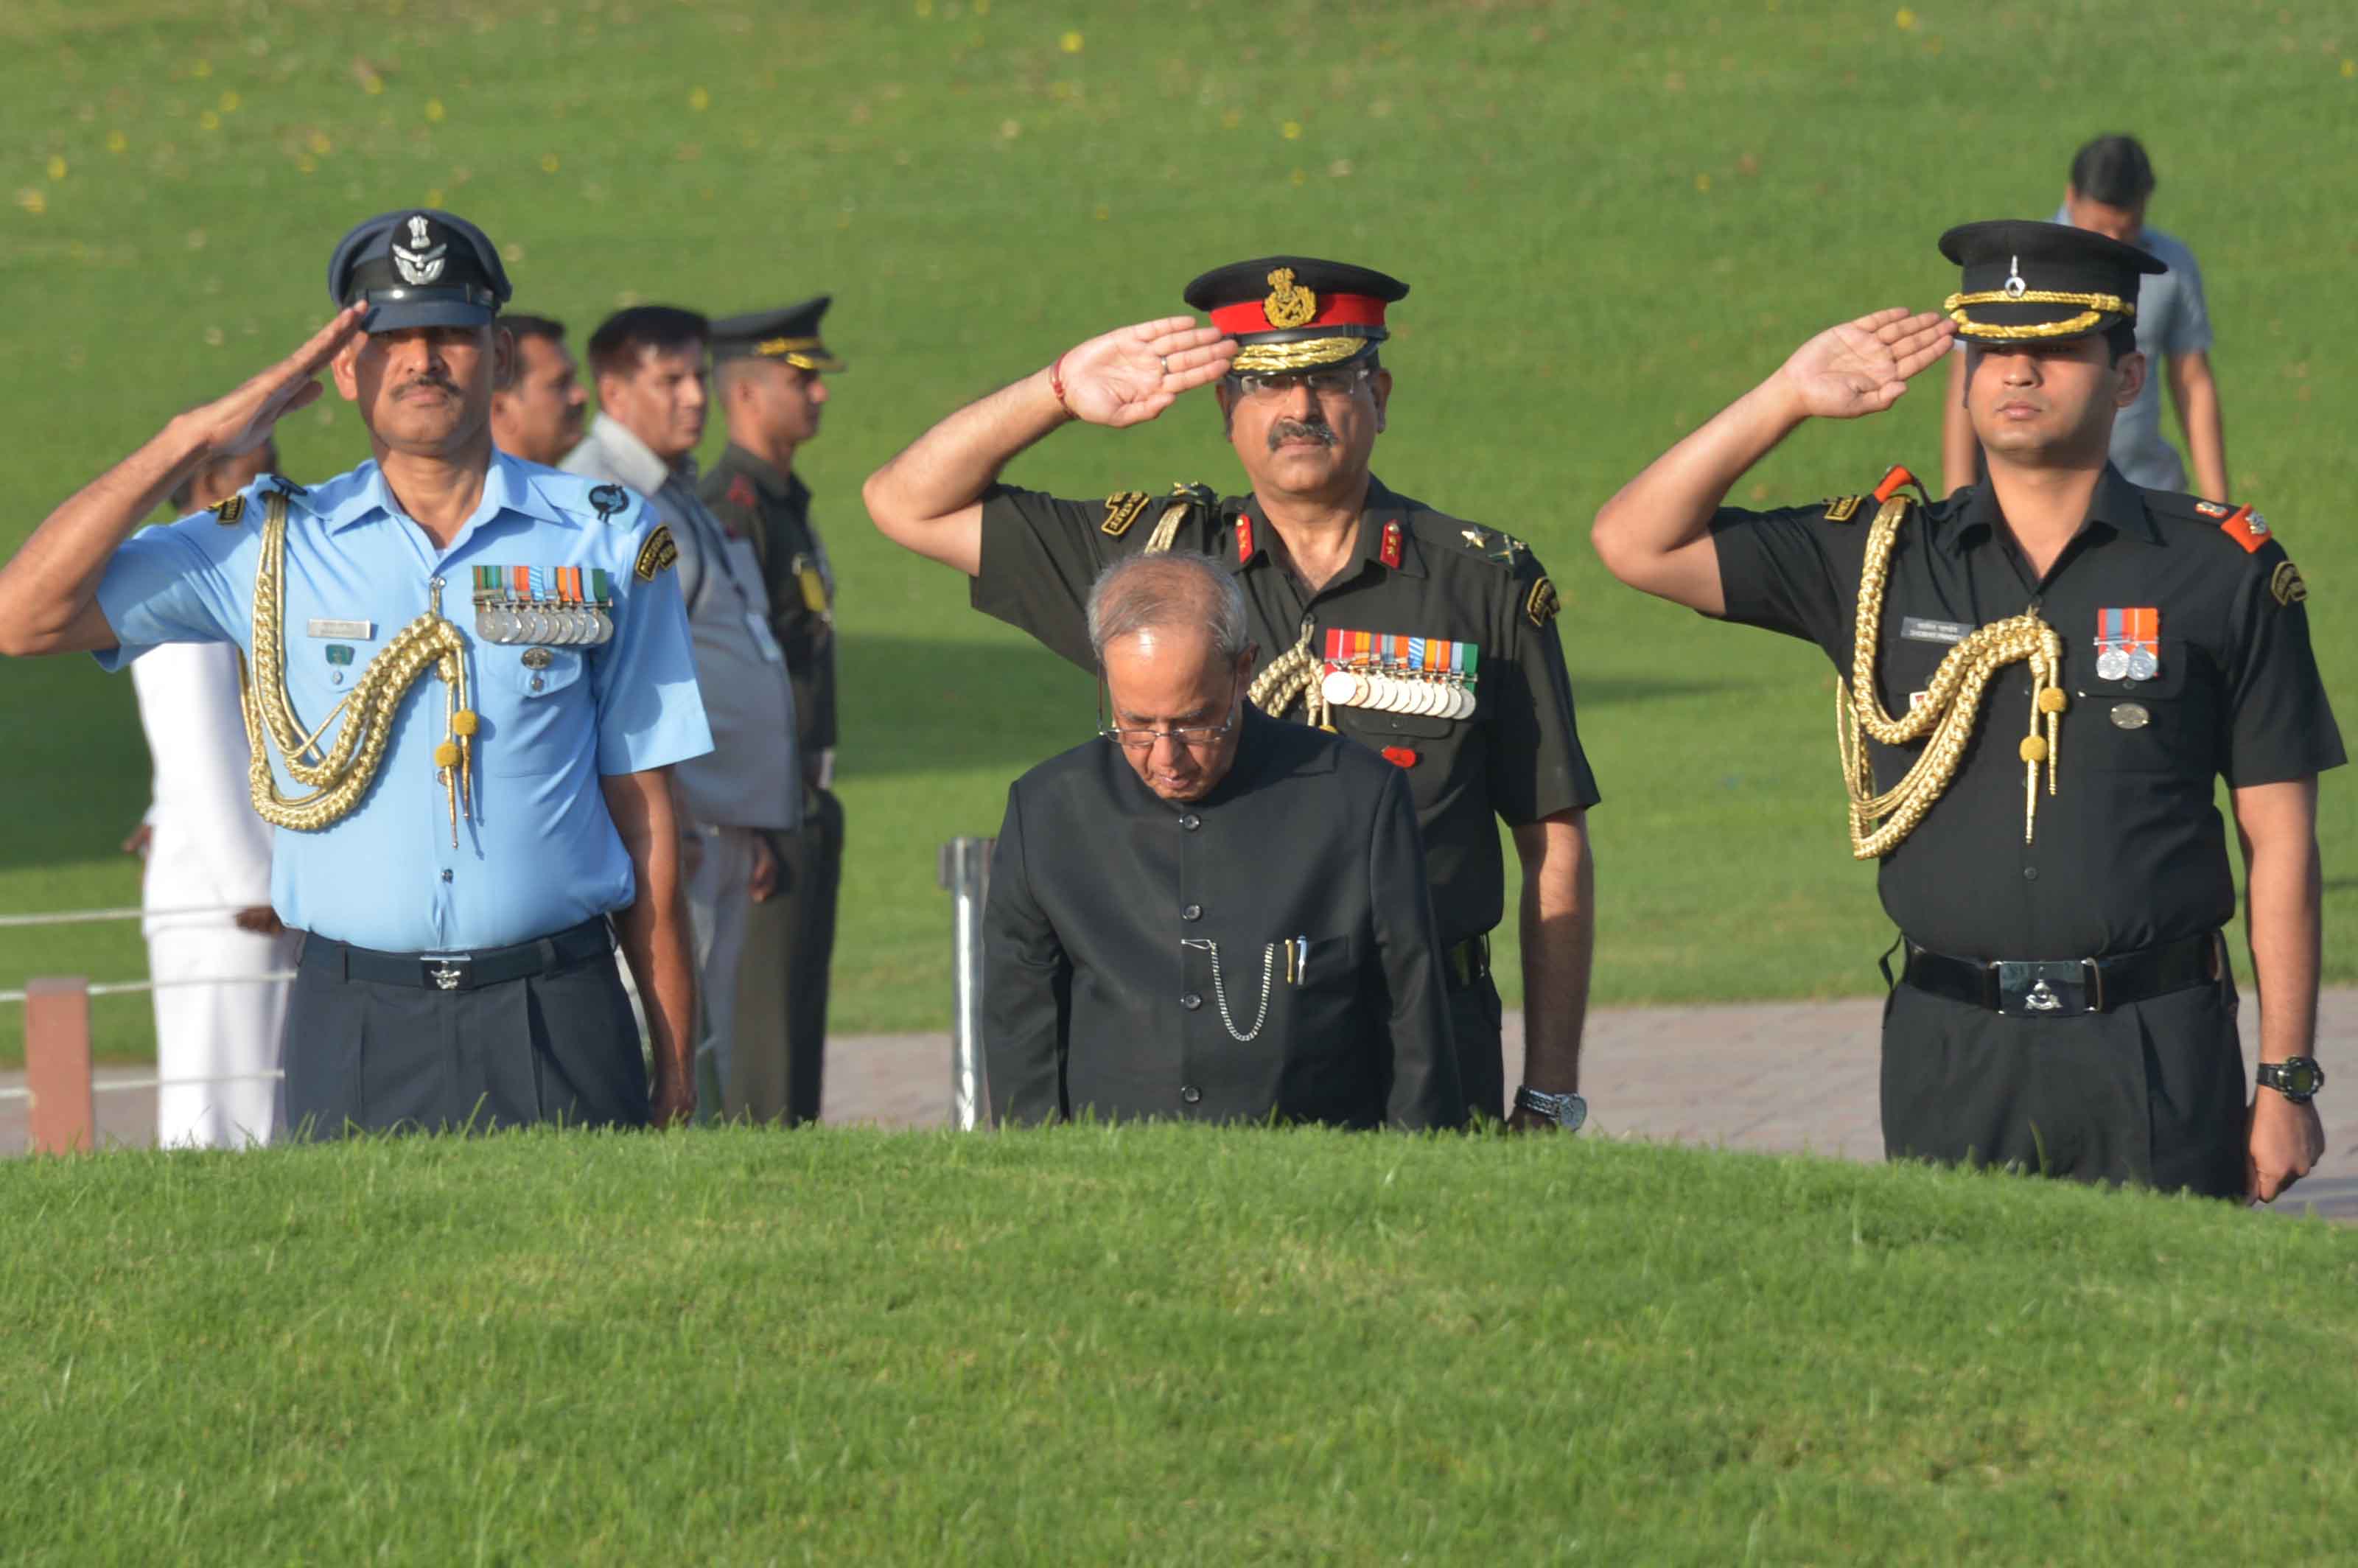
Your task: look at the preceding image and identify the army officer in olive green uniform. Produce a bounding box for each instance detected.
[701,300,844,1124]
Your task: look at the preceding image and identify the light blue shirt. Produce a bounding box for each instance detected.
[2051,206,2214,490]
[561,415,800,832]
[94,450,714,951]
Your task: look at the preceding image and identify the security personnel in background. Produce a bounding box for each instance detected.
[701,299,844,1125]
[1592,220,2341,1202]
[0,209,714,1135]
[865,258,1600,1129]
[564,307,800,1123]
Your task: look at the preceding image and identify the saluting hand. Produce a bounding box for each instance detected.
[2246,1091,2326,1204]
[1776,307,1956,420]
[1051,317,1238,429]
[181,304,367,458]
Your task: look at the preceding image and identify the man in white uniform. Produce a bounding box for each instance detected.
[123,441,298,1147]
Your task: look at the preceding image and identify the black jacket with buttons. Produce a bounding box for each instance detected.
[983,706,1466,1130]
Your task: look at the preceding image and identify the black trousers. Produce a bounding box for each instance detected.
[741,785,844,1125]
[1446,969,1506,1124]
[283,940,648,1139]
[1881,977,2247,1198]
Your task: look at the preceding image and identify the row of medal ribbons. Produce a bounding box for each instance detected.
[1320,628,1479,720]
[2094,606,2161,682]
[471,564,616,647]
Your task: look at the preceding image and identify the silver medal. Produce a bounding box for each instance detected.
[2096,645,2130,682]
[2127,647,2158,682]
[590,607,614,645]
[1321,670,1357,708]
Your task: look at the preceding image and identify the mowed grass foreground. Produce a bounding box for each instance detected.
[4,0,2356,1062]
[2,1127,2354,1564]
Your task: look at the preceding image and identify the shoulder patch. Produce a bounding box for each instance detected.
[1525,575,1561,628]
[590,483,630,523]
[634,525,679,581]
[1100,489,1150,538]
[1823,494,1864,523]
[2270,561,2307,607]
[726,474,758,511]
[209,494,246,525]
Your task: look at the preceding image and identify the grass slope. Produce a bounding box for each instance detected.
[2,1127,2355,1564]
[2,1,2353,1063]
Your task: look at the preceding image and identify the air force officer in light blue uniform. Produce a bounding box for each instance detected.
[0,209,713,1135]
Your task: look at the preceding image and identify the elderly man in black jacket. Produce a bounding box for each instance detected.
[984,551,1465,1129]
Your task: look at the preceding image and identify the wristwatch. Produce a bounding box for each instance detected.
[2256,1057,2326,1105]
[1513,1085,1587,1131]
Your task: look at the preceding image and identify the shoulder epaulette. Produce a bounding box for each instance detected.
[1100,489,1150,538]
[587,483,632,523]
[2146,491,2274,555]
[1446,523,1527,571]
[266,473,307,500]
[1138,482,1220,554]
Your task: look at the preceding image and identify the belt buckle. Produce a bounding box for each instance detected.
[425,956,470,992]
[1995,959,2092,1018]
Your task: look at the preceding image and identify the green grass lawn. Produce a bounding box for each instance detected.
[4,0,2354,1063]
[2,1126,2354,1564]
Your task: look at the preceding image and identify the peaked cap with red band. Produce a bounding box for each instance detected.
[1183,256,1409,374]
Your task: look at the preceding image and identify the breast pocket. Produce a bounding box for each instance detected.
[478,648,593,774]
[2073,638,2208,775]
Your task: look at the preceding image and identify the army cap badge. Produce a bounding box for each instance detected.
[1183,256,1409,375]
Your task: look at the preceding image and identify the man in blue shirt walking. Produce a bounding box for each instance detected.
[0,209,714,1135]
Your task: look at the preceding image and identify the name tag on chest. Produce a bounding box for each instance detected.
[1899,616,1973,645]
[307,617,374,640]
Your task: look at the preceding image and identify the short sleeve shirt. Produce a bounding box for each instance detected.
[94,453,714,951]
[973,475,1600,947]
[563,415,799,831]
[1710,467,2341,959]
[2050,208,2214,490]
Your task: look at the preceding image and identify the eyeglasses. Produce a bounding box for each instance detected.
[1097,673,1243,751]
[1228,366,1372,401]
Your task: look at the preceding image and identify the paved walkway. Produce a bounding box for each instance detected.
[10,990,2355,1219]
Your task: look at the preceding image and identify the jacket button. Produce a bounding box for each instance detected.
[1180,1085,1203,1105]
[1180,993,1203,1010]
[1182,903,1203,921]
[1178,813,1201,831]
[2023,866,2038,881]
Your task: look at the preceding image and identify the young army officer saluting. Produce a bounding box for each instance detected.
[866,258,1600,1128]
[0,209,715,1135]
[1592,221,2341,1203]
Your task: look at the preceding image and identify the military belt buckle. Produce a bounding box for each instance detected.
[425,956,470,992]
[1994,958,2102,1018]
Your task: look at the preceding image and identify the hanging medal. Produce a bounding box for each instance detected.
[2094,607,2130,682]
[2125,606,2159,682]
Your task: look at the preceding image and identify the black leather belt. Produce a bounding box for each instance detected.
[1445,933,1491,993]
[1902,931,2223,1018]
[299,917,613,993]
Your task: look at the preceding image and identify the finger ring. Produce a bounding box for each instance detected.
[1158,355,1169,376]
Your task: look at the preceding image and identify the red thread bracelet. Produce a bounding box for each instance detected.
[1049,351,1073,413]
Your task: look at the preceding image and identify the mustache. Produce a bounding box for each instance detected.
[1267,417,1337,451]
[396,373,462,397]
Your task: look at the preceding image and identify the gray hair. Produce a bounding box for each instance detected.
[1085,552,1250,664]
